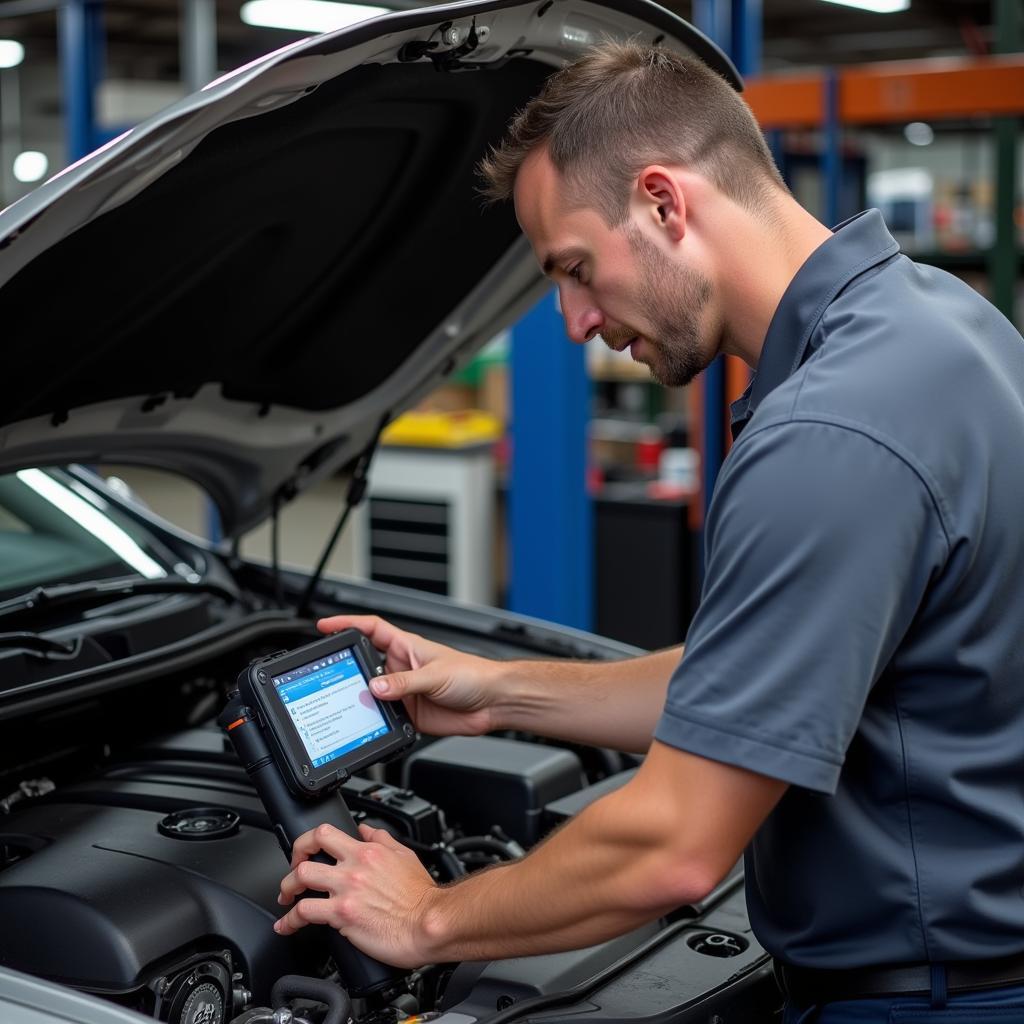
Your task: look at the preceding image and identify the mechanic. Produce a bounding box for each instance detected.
[274,42,1024,1023]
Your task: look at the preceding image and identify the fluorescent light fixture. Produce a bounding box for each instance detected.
[13,151,48,183]
[820,0,909,12]
[904,121,934,146]
[240,0,389,33]
[16,469,167,580]
[0,39,25,68]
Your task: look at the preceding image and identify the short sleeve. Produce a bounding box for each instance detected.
[653,418,948,793]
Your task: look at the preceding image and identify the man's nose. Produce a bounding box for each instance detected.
[559,287,604,345]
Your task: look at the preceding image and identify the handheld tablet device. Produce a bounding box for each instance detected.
[239,629,416,797]
[219,629,413,995]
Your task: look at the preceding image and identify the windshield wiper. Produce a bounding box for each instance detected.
[0,577,241,628]
[0,632,81,658]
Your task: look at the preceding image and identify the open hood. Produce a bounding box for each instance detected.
[0,0,737,538]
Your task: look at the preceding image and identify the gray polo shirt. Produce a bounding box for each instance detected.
[654,209,1024,969]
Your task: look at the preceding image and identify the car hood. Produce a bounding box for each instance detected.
[0,0,736,538]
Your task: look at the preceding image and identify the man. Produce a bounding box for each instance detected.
[273,42,1024,1022]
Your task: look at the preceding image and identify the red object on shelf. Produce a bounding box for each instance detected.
[635,434,665,472]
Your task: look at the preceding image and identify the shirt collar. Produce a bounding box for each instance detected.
[730,209,900,439]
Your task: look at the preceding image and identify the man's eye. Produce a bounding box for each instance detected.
[568,264,584,282]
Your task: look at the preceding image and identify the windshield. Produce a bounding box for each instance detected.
[0,468,174,597]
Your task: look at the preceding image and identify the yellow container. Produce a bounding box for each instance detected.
[381,409,503,449]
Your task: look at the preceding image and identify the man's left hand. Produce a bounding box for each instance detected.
[275,822,439,968]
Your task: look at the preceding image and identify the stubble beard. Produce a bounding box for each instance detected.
[623,227,714,388]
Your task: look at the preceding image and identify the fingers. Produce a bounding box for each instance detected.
[358,823,407,851]
[290,823,358,868]
[282,827,408,908]
[317,614,400,651]
[274,897,335,936]
[370,666,442,702]
[278,859,340,905]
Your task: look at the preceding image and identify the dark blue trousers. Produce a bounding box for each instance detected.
[782,966,1024,1022]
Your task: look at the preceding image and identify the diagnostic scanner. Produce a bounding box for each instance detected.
[219,629,416,996]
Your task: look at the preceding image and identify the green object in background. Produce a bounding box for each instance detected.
[450,331,510,387]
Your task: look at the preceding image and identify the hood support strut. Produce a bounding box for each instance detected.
[297,414,390,618]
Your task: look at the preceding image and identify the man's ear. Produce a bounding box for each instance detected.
[636,166,686,243]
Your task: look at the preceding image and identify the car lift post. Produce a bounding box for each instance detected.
[692,0,760,542]
[509,291,593,630]
[57,0,102,162]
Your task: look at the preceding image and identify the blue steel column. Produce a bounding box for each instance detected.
[509,292,593,630]
[693,0,726,521]
[694,0,761,519]
[58,0,102,162]
[693,0,732,60]
[731,0,761,78]
[766,130,785,180]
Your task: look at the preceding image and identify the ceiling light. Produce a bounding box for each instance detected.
[240,0,390,33]
[904,121,934,146]
[820,0,910,13]
[13,151,48,183]
[0,39,25,68]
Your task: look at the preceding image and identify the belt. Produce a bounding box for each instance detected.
[776,951,1024,1005]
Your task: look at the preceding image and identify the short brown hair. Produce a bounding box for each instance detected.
[479,40,786,223]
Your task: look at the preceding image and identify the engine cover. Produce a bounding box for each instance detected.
[0,795,313,1007]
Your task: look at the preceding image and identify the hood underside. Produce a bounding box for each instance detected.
[0,0,737,537]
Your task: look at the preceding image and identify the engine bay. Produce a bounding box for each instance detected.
[0,621,781,1024]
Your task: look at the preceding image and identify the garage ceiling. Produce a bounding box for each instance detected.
[0,0,1001,206]
[0,0,999,82]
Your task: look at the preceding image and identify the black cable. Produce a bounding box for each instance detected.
[297,415,389,617]
[399,836,468,881]
[450,835,524,860]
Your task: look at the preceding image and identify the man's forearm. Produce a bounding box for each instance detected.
[417,761,703,962]
[275,745,785,969]
[489,646,683,753]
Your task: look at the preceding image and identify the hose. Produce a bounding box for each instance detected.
[450,835,524,860]
[270,975,351,1024]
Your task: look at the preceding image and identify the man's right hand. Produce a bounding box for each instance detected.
[317,614,502,737]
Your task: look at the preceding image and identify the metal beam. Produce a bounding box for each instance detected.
[58,0,102,163]
[509,292,593,630]
[0,0,62,16]
[732,0,761,76]
[0,67,20,205]
[990,0,1021,325]
[745,57,1024,130]
[693,0,731,59]
[693,0,752,523]
[181,0,217,93]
